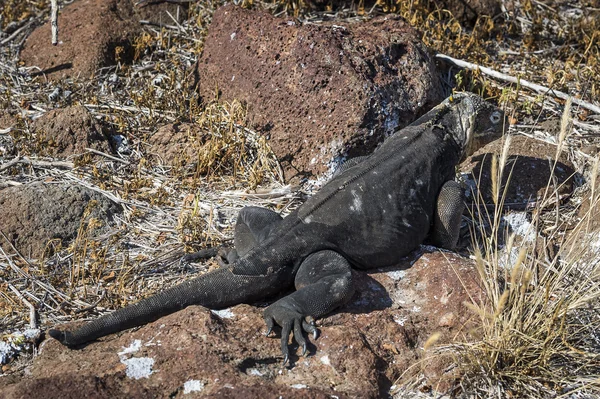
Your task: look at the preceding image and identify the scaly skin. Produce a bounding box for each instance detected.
[49,93,505,364]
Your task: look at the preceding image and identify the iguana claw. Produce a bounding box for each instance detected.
[264,299,317,365]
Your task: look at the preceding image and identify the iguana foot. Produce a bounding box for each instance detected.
[264,299,318,366]
[180,246,238,267]
[263,250,354,365]
[47,329,77,347]
[216,247,238,267]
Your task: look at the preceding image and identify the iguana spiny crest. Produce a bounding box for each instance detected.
[415,92,505,159]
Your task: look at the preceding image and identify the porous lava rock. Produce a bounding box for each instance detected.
[0,249,482,398]
[197,5,443,180]
[134,1,189,25]
[20,0,140,79]
[0,182,122,259]
[147,122,201,164]
[461,134,575,209]
[0,111,18,131]
[436,0,502,25]
[32,105,113,157]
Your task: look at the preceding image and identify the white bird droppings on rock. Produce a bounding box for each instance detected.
[387,270,406,280]
[211,308,235,319]
[118,339,142,357]
[247,368,263,376]
[121,357,155,380]
[504,212,536,242]
[183,379,205,394]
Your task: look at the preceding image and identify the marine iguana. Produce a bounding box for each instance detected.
[49,92,505,364]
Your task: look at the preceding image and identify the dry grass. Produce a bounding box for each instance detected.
[433,101,600,398]
[0,0,599,396]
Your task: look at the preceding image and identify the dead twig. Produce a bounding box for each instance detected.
[436,53,600,115]
[73,289,106,314]
[0,156,74,172]
[0,19,34,46]
[86,148,130,165]
[51,0,59,45]
[8,284,37,329]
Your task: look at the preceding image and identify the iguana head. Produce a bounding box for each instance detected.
[440,92,505,159]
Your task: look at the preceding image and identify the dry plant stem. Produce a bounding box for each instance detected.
[587,158,599,234]
[86,148,130,165]
[8,283,37,329]
[0,19,34,46]
[51,0,59,45]
[83,103,176,121]
[0,156,74,172]
[135,0,192,7]
[436,54,600,115]
[0,230,85,305]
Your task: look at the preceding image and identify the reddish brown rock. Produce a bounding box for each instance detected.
[0,182,122,259]
[134,1,189,25]
[32,105,113,157]
[436,0,502,25]
[20,0,140,79]
[0,249,482,397]
[460,135,575,209]
[0,111,18,131]
[147,122,201,165]
[197,5,443,180]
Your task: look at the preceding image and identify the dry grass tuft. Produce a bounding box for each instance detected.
[1,0,599,393]
[440,102,600,398]
[169,99,284,189]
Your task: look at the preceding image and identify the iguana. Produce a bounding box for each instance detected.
[49,92,505,364]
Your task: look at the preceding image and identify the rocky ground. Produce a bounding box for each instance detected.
[1,0,599,398]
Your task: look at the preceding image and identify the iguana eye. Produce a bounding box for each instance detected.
[490,111,502,124]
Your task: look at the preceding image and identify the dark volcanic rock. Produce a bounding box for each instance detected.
[436,0,502,25]
[461,135,575,208]
[134,1,189,25]
[32,106,113,157]
[197,5,443,180]
[0,182,122,259]
[0,249,482,397]
[20,0,140,79]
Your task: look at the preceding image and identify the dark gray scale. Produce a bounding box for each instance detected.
[429,180,465,250]
[216,206,284,264]
[47,92,505,366]
[213,205,355,364]
[331,155,369,178]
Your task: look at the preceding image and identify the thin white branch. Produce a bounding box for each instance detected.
[0,156,74,172]
[51,0,59,45]
[436,53,600,115]
[0,19,34,46]
[86,148,130,165]
[8,284,37,329]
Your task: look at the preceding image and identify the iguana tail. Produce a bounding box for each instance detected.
[48,266,284,347]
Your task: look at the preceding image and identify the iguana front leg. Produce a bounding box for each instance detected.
[263,250,354,365]
[430,180,465,250]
